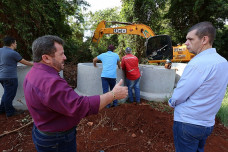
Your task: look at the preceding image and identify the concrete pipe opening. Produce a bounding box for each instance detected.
[139,64,176,102]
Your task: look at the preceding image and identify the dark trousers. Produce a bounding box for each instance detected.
[173,121,214,152]
[32,125,77,152]
[101,77,118,107]
[0,78,18,116]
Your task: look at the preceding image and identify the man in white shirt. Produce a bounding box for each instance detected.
[168,22,228,152]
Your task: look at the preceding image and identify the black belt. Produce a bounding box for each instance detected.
[37,127,76,136]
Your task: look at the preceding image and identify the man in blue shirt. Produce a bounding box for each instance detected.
[93,45,121,108]
[0,36,33,117]
[168,22,228,152]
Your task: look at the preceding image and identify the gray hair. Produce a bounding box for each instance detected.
[188,21,216,45]
[32,35,64,62]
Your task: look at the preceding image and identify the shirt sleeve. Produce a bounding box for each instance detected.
[43,77,100,118]
[97,54,102,60]
[13,51,23,62]
[169,64,208,107]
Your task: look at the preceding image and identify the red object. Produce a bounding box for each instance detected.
[121,54,141,80]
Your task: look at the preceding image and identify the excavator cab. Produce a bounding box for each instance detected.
[146,35,173,61]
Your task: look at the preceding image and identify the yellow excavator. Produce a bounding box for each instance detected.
[92,20,195,63]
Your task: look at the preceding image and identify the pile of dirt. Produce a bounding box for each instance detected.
[63,62,77,88]
[1,101,228,152]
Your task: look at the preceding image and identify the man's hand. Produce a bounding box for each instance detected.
[93,57,98,67]
[112,79,128,100]
[168,98,175,108]
[19,59,33,66]
[99,79,128,110]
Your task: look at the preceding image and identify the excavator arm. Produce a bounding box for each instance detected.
[92,20,155,44]
[92,20,194,63]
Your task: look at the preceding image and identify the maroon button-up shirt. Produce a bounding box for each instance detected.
[23,63,100,132]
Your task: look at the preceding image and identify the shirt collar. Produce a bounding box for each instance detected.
[33,62,59,75]
[195,48,216,58]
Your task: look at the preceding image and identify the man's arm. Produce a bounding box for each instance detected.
[93,57,98,67]
[121,58,125,71]
[168,65,206,107]
[19,59,33,66]
[99,79,127,110]
[117,61,121,69]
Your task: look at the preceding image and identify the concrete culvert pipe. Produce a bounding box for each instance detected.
[172,63,187,87]
[0,63,63,110]
[0,64,31,110]
[139,64,176,102]
[75,63,126,102]
[75,63,176,103]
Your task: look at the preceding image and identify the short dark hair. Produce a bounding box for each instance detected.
[32,35,64,62]
[188,21,216,45]
[107,44,115,51]
[3,36,16,46]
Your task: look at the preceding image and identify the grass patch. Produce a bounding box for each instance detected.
[147,101,174,114]
[217,88,228,127]
[147,88,228,127]
[146,88,228,127]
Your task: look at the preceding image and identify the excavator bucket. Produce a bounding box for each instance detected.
[146,35,173,61]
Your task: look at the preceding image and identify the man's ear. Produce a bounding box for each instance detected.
[41,54,51,64]
[202,36,209,45]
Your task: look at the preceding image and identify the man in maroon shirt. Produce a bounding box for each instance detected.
[121,47,141,104]
[23,35,128,152]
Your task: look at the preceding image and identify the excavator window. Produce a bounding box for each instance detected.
[146,35,173,60]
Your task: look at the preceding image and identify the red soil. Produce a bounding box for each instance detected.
[1,101,228,152]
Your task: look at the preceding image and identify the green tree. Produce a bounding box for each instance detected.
[121,0,166,33]
[86,7,121,57]
[166,0,228,59]
[120,0,167,61]
[214,25,228,60]
[0,0,87,60]
[166,0,228,43]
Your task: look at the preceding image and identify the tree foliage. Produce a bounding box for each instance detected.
[1,0,227,61]
[0,0,87,60]
[166,0,228,59]
[86,7,121,57]
[214,25,228,59]
[120,0,167,61]
[166,0,228,43]
[122,0,166,33]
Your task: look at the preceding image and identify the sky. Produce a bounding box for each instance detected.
[85,0,122,13]
[83,0,122,40]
